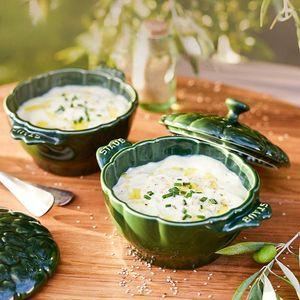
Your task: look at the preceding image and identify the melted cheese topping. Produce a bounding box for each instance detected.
[113,155,248,222]
[17,85,131,131]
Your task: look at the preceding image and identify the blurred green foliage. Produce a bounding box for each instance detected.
[0,0,299,85]
[0,0,97,84]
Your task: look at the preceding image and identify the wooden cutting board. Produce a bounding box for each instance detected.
[0,77,299,300]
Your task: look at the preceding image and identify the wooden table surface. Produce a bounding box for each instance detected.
[0,78,299,300]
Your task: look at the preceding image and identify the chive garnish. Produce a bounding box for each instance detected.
[200,197,208,202]
[73,116,84,124]
[165,204,172,208]
[144,194,151,200]
[209,199,218,204]
[55,105,65,113]
[182,208,187,214]
[182,182,191,186]
[147,191,154,196]
[200,204,203,210]
[84,107,90,122]
[162,192,173,199]
[182,199,187,206]
[185,191,193,198]
[168,187,180,194]
[197,215,205,219]
[182,214,192,220]
[174,182,183,187]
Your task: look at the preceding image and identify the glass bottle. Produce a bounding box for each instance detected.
[131,20,176,112]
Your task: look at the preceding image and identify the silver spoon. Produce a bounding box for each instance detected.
[0,172,74,217]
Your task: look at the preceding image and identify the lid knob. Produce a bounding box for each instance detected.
[226,98,250,123]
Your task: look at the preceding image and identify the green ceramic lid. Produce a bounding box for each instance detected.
[160,98,290,168]
[0,208,59,300]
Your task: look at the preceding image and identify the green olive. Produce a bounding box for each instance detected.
[252,244,277,264]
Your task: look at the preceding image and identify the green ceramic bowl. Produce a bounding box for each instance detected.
[96,136,272,269]
[4,68,138,176]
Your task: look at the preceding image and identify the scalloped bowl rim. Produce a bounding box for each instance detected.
[100,136,260,227]
[4,68,138,136]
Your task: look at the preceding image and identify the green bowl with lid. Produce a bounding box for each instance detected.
[4,67,138,176]
[96,136,272,269]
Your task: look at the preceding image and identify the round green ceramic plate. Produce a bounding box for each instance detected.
[0,208,59,300]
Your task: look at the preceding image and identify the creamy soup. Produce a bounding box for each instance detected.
[113,155,248,222]
[17,85,131,131]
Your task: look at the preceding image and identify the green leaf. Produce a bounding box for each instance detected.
[247,281,262,300]
[276,260,300,298]
[232,271,261,300]
[216,242,274,255]
[262,275,277,300]
[270,270,294,287]
[260,0,272,26]
[55,47,85,64]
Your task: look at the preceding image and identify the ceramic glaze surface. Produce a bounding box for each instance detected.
[113,155,248,222]
[17,85,130,131]
[0,208,59,300]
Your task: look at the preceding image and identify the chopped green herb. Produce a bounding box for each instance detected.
[162,192,173,199]
[144,194,151,200]
[193,191,203,194]
[70,103,74,108]
[180,190,187,196]
[209,198,218,204]
[185,191,193,198]
[84,107,90,122]
[182,214,192,220]
[55,105,65,113]
[147,191,154,196]
[182,199,187,205]
[73,116,84,124]
[174,182,183,187]
[177,178,183,181]
[182,182,191,186]
[197,215,206,219]
[200,204,203,210]
[182,208,187,214]
[165,204,172,208]
[168,187,180,194]
[200,197,208,202]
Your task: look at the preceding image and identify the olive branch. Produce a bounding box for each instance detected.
[216,231,300,300]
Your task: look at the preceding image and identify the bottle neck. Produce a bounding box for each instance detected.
[148,35,171,54]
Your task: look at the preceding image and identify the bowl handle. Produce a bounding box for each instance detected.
[222,202,272,233]
[11,124,62,145]
[92,65,125,82]
[96,138,132,170]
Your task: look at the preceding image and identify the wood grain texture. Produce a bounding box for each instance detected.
[0,78,299,300]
